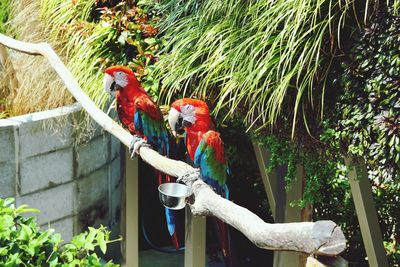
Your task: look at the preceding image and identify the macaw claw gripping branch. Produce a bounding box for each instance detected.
[0,33,346,257]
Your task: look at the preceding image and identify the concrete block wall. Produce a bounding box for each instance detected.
[0,103,122,246]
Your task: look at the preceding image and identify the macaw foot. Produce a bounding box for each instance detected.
[129,135,151,158]
[177,170,200,185]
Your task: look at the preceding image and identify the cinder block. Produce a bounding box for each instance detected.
[17,182,74,225]
[20,148,73,195]
[19,119,72,159]
[0,162,16,198]
[76,135,110,177]
[110,135,121,160]
[77,166,109,211]
[42,216,74,243]
[0,126,15,163]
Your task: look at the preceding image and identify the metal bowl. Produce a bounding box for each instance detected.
[158,183,191,210]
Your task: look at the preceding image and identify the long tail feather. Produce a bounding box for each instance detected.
[165,208,176,236]
[214,218,234,267]
[171,231,180,250]
[159,171,180,249]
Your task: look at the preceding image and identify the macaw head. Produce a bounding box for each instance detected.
[103,66,142,95]
[168,98,213,137]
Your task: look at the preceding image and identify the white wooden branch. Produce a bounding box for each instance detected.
[0,34,346,256]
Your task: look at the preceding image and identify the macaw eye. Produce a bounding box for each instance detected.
[182,104,194,111]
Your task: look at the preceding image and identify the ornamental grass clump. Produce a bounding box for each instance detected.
[155,0,356,135]
[1,0,74,117]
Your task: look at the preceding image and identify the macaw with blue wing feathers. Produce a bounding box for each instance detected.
[103,66,179,249]
[168,98,233,266]
[194,131,229,199]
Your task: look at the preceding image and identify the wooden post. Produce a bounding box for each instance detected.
[253,143,303,267]
[252,144,279,219]
[282,164,305,267]
[122,149,139,267]
[184,206,206,267]
[345,157,389,267]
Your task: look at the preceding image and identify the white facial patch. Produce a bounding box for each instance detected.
[168,107,180,130]
[103,73,114,94]
[114,71,129,88]
[180,104,196,124]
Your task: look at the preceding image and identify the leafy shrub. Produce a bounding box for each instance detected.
[40,0,163,106]
[332,5,400,182]
[0,198,119,266]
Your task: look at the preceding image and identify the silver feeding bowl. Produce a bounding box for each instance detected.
[158,183,191,210]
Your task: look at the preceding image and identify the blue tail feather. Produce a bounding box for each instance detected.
[223,184,229,200]
[165,208,175,236]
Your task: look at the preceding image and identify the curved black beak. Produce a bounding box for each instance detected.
[110,81,117,91]
[174,118,192,136]
[175,117,185,135]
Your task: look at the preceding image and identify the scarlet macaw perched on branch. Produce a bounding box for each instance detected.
[103,66,179,249]
[168,98,233,265]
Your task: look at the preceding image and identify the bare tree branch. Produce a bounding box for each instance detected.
[0,34,346,256]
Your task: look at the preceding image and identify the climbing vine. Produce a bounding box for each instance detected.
[330,4,400,182]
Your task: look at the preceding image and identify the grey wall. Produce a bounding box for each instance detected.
[0,103,122,246]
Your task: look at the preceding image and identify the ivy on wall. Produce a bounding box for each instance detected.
[331,5,400,182]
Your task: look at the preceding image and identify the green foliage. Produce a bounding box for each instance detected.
[375,182,400,265]
[154,0,356,134]
[331,5,400,182]
[0,198,120,266]
[39,0,163,107]
[253,133,347,208]
[317,3,400,264]
[0,0,11,33]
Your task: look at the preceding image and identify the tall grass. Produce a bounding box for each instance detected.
[40,0,111,108]
[155,0,358,135]
[1,0,74,117]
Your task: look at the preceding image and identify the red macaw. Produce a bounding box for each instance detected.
[103,66,179,249]
[168,98,232,265]
[168,98,214,159]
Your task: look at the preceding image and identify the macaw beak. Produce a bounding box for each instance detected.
[103,73,116,94]
[168,108,184,137]
[174,117,191,136]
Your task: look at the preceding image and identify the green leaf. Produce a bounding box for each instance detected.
[36,229,54,245]
[0,247,8,256]
[144,38,157,45]
[96,231,107,254]
[18,223,33,241]
[0,215,14,230]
